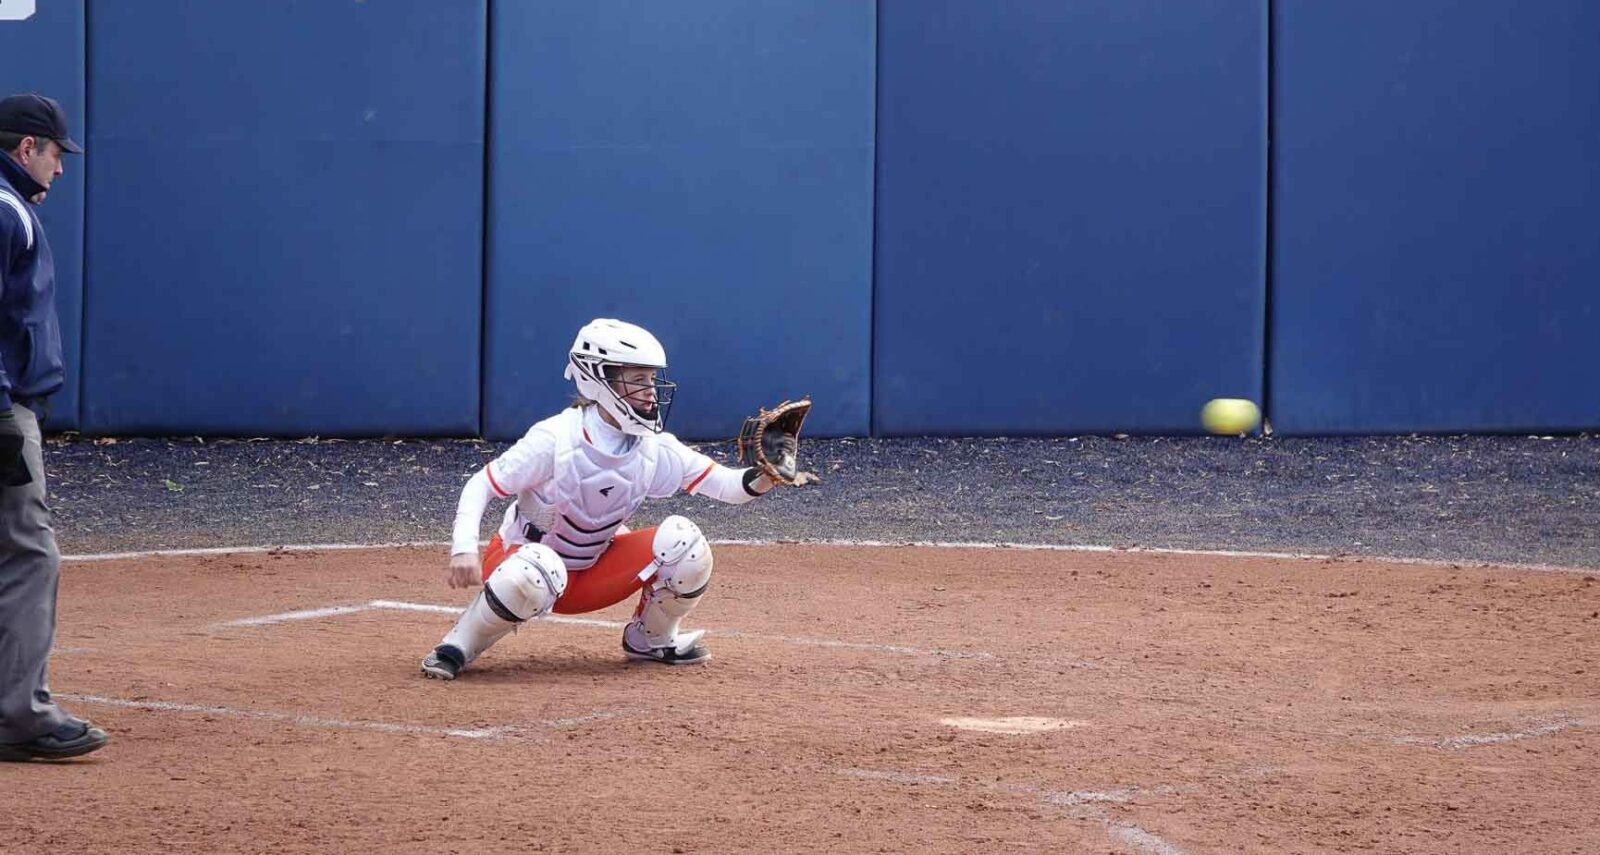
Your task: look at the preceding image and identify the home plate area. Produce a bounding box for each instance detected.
[4,543,1597,853]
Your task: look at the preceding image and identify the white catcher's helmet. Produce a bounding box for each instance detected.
[563,318,677,436]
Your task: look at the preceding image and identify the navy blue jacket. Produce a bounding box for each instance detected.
[0,152,65,411]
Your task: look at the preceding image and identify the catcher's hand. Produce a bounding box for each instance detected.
[737,398,820,487]
[445,552,481,589]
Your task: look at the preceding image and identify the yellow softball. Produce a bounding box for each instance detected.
[1201,398,1260,435]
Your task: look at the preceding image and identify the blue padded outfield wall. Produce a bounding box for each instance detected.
[1271,1,1600,434]
[82,1,485,436]
[7,2,1598,438]
[0,1,85,431]
[874,1,1267,436]
[482,1,875,441]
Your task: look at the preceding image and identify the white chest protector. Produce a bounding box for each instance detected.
[499,408,662,570]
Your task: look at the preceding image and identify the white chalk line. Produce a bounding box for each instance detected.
[839,768,1188,854]
[62,541,446,563]
[722,539,1597,576]
[942,715,1087,734]
[214,599,992,660]
[1394,715,1592,750]
[1109,823,1187,855]
[56,693,626,741]
[59,538,1598,575]
[220,604,370,627]
[211,600,621,630]
[709,626,991,660]
[369,600,623,630]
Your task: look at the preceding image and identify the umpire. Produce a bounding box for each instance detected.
[0,93,107,761]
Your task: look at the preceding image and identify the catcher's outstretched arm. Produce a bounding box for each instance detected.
[684,461,774,504]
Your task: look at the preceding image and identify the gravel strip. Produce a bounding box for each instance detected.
[42,432,1598,570]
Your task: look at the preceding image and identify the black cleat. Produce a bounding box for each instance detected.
[0,718,109,762]
[421,644,466,681]
[622,623,711,666]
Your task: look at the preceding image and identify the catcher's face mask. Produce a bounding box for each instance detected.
[567,353,676,435]
[607,365,676,425]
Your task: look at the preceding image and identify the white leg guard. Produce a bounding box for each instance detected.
[633,516,714,649]
[440,543,568,667]
[439,591,515,669]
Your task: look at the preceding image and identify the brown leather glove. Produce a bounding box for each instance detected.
[736,398,819,487]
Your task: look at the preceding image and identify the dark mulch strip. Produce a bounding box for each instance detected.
[44,432,1599,570]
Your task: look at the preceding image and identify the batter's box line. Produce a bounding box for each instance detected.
[56,692,631,742]
[213,599,995,661]
[837,768,1189,855]
[1393,714,1596,750]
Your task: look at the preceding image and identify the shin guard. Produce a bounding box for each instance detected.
[440,543,568,666]
[635,516,713,648]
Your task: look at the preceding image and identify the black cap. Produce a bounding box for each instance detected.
[0,94,83,154]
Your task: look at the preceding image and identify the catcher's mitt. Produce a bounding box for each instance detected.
[737,398,820,487]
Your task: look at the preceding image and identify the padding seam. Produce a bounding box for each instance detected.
[562,512,623,534]
[556,531,611,548]
[482,584,525,623]
[529,560,564,611]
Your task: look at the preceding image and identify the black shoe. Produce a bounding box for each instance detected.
[421,644,466,680]
[0,718,109,762]
[622,622,711,665]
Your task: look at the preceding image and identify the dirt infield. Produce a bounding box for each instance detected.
[5,544,1598,853]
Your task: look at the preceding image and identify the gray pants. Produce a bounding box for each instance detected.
[0,402,67,742]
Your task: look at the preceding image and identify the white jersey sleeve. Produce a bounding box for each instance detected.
[484,421,560,497]
[449,470,498,555]
[449,420,560,555]
[648,433,769,505]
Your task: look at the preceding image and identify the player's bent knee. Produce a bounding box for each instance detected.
[651,515,713,597]
[485,543,569,621]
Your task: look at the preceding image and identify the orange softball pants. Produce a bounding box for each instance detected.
[479,529,658,615]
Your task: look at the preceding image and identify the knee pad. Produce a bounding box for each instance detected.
[485,543,569,621]
[651,515,713,597]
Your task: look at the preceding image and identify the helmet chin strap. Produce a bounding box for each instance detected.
[594,401,652,429]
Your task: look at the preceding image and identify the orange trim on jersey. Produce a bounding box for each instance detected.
[484,464,510,498]
[480,528,659,615]
[685,462,715,494]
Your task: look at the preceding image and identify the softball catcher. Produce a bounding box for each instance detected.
[421,318,816,679]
